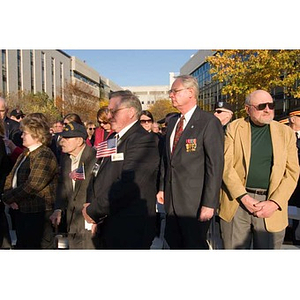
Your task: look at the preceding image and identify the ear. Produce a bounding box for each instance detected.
[128,107,136,119]
[245,105,250,115]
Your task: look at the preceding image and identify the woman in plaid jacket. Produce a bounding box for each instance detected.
[2,114,58,249]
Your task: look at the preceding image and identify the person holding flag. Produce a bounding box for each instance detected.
[49,121,98,249]
[82,90,160,249]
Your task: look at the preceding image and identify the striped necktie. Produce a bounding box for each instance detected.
[172,115,184,154]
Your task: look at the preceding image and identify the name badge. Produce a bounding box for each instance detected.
[111,153,124,161]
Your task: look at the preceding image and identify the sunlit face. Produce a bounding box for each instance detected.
[245,90,274,126]
[107,96,132,133]
[214,109,233,126]
[59,137,83,155]
[169,78,193,111]
[140,115,153,131]
[21,128,40,148]
[0,101,7,120]
[53,122,63,133]
[98,118,111,132]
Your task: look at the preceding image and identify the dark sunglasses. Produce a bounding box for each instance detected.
[249,102,275,111]
[98,120,108,125]
[88,127,96,131]
[215,110,224,114]
[140,119,153,124]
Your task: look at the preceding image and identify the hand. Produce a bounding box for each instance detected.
[49,210,62,225]
[10,202,19,210]
[240,194,261,214]
[156,191,164,204]
[82,203,95,224]
[91,224,98,237]
[198,206,214,222]
[253,200,279,218]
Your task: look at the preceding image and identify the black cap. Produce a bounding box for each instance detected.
[60,121,88,140]
[289,107,300,117]
[10,109,25,118]
[215,101,233,112]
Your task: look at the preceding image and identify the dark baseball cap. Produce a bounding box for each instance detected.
[10,109,25,118]
[215,101,234,112]
[60,121,88,140]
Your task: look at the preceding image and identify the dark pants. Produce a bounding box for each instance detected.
[165,212,211,249]
[15,210,45,249]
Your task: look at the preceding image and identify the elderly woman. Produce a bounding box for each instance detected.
[2,114,58,249]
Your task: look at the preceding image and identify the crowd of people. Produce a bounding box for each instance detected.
[0,75,299,250]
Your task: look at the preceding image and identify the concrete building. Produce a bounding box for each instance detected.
[123,72,178,110]
[1,49,71,99]
[180,50,225,111]
[0,49,121,103]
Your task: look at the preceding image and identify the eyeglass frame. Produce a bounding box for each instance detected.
[105,107,128,116]
[168,88,188,95]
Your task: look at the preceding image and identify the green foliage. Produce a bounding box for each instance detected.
[207,50,300,110]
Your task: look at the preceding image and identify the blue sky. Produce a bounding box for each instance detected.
[63,50,198,87]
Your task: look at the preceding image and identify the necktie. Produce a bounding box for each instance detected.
[172,115,184,154]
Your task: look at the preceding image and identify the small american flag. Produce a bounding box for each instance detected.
[69,164,85,180]
[95,137,117,158]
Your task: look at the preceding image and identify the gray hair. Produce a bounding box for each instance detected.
[175,75,199,99]
[109,90,142,119]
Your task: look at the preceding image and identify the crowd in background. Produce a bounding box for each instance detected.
[0,76,300,250]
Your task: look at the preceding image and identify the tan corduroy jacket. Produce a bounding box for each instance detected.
[219,117,299,232]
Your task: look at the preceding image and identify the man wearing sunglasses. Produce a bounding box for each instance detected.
[214,101,234,128]
[219,89,299,249]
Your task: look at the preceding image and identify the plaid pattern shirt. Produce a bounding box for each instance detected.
[3,145,59,213]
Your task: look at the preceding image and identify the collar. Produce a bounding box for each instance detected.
[28,143,42,152]
[70,145,86,164]
[182,105,197,125]
[117,120,138,139]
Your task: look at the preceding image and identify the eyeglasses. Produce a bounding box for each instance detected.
[98,120,108,125]
[168,88,188,95]
[105,107,128,116]
[88,127,96,131]
[249,102,275,111]
[140,119,153,124]
[63,122,69,126]
[215,110,225,114]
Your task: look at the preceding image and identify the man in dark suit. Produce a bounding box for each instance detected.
[50,121,98,249]
[157,75,224,249]
[0,97,23,148]
[82,90,160,249]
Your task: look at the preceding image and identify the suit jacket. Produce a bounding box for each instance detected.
[219,117,299,232]
[55,145,97,234]
[160,107,224,218]
[3,116,23,147]
[3,145,59,213]
[86,121,160,248]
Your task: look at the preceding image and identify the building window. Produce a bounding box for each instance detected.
[41,51,46,92]
[51,57,55,99]
[17,50,22,91]
[60,62,64,97]
[2,50,7,96]
[30,50,34,92]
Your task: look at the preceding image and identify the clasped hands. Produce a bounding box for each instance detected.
[240,194,279,218]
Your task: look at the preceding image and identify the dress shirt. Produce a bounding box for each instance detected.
[170,105,197,152]
[70,145,85,190]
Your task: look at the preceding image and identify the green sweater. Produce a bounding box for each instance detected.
[246,121,273,189]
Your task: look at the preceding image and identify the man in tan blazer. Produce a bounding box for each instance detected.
[219,89,299,249]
